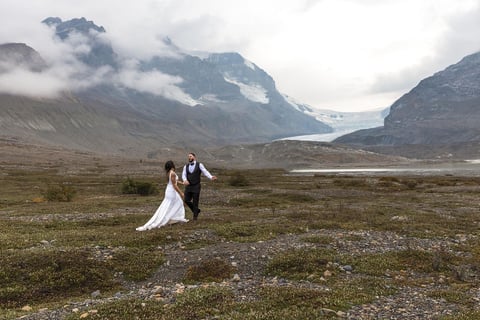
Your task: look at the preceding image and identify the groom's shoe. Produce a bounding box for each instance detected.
[193,209,201,221]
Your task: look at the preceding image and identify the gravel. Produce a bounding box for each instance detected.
[17,228,480,319]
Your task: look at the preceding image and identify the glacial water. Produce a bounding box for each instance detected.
[290,161,480,176]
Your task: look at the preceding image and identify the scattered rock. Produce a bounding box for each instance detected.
[14,229,473,320]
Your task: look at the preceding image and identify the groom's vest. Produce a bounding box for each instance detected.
[186,163,201,192]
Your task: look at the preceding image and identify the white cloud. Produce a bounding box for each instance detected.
[0,0,480,110]
[0,57,115,98]
[0,68,65,97]
[115,59,197,106]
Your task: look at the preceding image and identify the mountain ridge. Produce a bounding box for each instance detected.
[0,17,331,156]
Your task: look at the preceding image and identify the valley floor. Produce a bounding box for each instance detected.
[1,148,480,319]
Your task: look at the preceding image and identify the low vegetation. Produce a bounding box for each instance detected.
[44,184,77,202]
[184,258,236,283]
[0,162,479,319]
[121,177,159,196]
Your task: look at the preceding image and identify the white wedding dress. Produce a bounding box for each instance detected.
[136,172,188,231]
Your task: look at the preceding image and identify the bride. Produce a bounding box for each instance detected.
[136,160,188,231]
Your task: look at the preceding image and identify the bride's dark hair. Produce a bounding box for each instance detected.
[164,160,175,181]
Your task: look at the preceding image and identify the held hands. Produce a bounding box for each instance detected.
[181,177,216,184]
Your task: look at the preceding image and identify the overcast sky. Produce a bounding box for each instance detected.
[1,0,480,112]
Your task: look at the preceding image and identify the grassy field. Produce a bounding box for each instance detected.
[0,161,480,319]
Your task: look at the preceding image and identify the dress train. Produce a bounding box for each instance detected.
[136,172,187,231]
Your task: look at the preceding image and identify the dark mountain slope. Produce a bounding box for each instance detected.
[335,52,480,158]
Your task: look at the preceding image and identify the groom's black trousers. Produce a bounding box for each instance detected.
[184,191,200,218]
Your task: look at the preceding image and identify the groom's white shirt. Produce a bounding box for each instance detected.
[182,161,213,182]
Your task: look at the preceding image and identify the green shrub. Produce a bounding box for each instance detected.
[65,287,235,320]
[403,180,418,190]
[265,248,336,281]
[65,299,167,320]
[0,249,117,308]
[121,177,137,194]
[184,258,236,283]
[173,286,235,318]
[333,178,368,188]
[121,178,158,196]
[440,310,480,320]
[110,248,164,281]
[44,184,76,202]
[349,249,460,277]
[136,181,158,196]
[228,172,249,186]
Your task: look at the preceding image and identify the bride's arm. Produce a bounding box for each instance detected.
[170,172,184,198]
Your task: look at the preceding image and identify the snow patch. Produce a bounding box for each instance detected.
[282,94,303,112]
[244,59,256,70]
[27,119,56,131]
[466,159,480,164]
[198,94,223,104]
[224,77,269,104]
[178,95,200,107]
[281,130,355,142]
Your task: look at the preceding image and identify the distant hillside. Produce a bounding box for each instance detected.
[0,136,409,171]
[207,140,408,169]
[334,52,480,159]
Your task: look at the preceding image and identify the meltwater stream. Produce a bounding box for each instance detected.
[290,160,480,176]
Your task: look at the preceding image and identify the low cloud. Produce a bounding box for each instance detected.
[2,0,480,111]
[0,68,66,97]
[369,2,480,99]
[0,59,115,98]
[115,59,195,105]
[0,18,191,102]
[369,60,434,95]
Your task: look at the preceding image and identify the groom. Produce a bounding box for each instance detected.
[182,152,217,220]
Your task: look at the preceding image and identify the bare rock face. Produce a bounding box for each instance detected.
[335,52,480,157]
[0,43,47,72]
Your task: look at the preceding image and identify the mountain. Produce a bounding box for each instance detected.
[280,96,386,141]
[0,17,330,156]
[42,17,118,68]
[334,52,480,159]
[0,43,47,72]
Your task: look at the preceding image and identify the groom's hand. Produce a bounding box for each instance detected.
[183,180,190,186]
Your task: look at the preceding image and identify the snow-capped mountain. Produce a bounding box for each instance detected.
[0,17,331,155]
